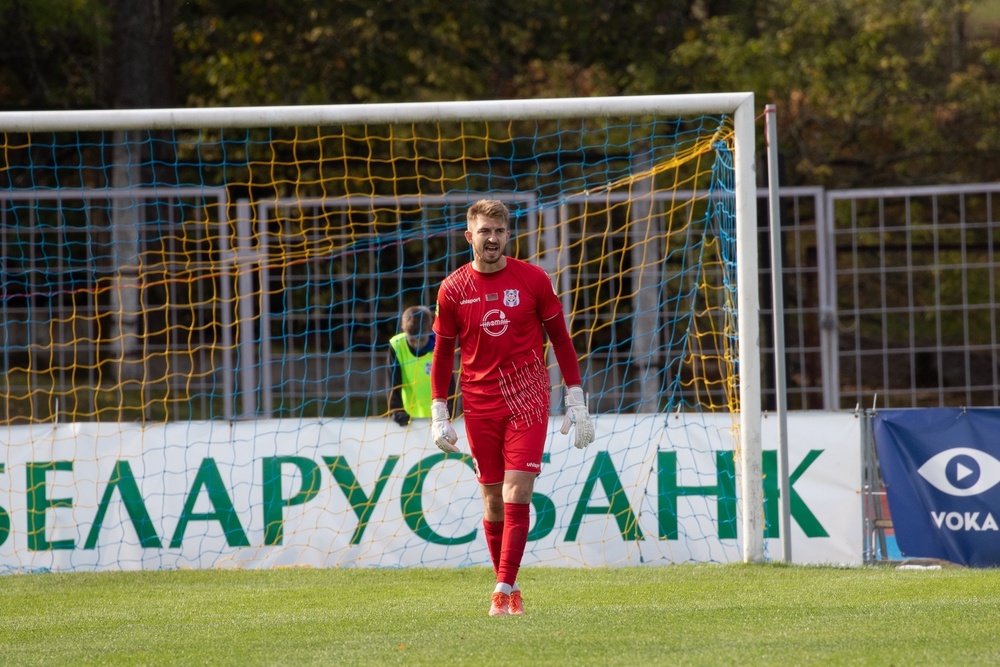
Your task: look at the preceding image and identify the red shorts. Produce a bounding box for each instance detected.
[463,411,548,485]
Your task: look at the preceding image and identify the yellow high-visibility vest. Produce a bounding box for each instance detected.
[389,332,433,418]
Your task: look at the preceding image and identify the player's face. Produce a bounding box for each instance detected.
[466,214,509,270]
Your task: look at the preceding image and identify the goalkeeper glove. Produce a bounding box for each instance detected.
[560,385,595,449]
[391,410,411,427]
[430,401,460,453]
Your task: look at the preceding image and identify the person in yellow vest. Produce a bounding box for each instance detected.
[387,305,438,426]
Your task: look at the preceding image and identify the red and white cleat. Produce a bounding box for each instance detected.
[489,592,511,616]
[508,590,525,615]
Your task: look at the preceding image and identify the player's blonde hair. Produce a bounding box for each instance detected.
[466,199,509,227]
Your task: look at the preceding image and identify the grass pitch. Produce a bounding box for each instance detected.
[1,563,999,666]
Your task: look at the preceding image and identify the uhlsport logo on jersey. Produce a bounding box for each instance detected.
[481,309,510,337]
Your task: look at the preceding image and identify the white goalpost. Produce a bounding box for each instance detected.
[0,93,763,571]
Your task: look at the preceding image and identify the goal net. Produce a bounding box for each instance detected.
[0,95,762,572]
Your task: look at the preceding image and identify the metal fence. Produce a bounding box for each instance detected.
[4,182,1000,422]
[764,182,1000,412]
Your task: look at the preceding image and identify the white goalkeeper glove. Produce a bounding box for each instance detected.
[430,401,460,453]
[560,385,595,449]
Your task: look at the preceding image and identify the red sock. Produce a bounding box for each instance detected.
[497,502,530,586]
[483,518,504,575]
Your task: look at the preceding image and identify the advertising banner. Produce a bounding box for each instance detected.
[0,412,862,572]
[873,408,1000,567]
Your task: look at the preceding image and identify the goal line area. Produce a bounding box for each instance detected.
[0,94,763,570]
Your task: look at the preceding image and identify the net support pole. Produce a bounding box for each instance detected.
[110,133,144,386]
[629,146,661,413]
[235,200,257,418]
[734,94,764,563]
[218,211,236,421]
[536,206,563,410]
[766,104,792,562]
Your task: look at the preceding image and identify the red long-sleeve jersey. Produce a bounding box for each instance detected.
[431,257,582,420]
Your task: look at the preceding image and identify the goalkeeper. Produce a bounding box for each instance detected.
[430,198,594,617]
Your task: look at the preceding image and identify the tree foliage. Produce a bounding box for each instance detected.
[171,0,698,105]
[670,0,1000,186]
[1,0,1000,186]
[0,0,111,109]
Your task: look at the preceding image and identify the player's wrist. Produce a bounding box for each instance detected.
[430,401,450,421]
[565,385,586,406]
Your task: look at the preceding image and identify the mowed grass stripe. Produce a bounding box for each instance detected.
[1,563,999,666]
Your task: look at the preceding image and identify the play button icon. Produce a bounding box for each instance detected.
[947,454,981,490]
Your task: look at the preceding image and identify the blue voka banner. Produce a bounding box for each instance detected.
[874,408,1000,567]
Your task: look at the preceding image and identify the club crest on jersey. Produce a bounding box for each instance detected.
[503,289,520,307]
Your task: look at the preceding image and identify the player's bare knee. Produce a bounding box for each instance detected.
[482,492,505,518]
[501,485,533,505]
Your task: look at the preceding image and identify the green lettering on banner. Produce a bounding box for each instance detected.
[26,461,75,550]
[656,451,737,540]
[0,463,8,547]
[762,450,829,538]
[400,453,476,545]
[261,456,322,546]
[324,455,400,545]
[527,492,556,541]
[169,458,250,548]
[85,461,161,549]
[565,451,642,541]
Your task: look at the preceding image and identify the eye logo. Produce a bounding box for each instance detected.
[916,447,1000,497]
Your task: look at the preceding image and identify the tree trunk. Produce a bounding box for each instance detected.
[107,0,177,387]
